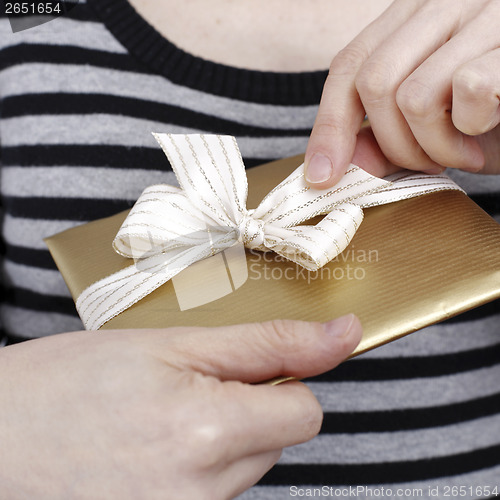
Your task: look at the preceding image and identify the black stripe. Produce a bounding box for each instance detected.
[321,392,500,434]
[5,244,60,270]
[2,195,133,221]
[441,299,500,324]
[1,144,172,170]
[259,444,500,486]
[61,2,99,22]
[2,94,312,136]
[3,286,78,316]
[1,144,270,171]
[245,158,273,168]
[308,342,500,382]
[0,43,149,75]
[1,332,35,345]
[469,193,500,217]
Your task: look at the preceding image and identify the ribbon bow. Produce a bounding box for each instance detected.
[76,133,462,330]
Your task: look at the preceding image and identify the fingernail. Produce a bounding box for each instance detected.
[461,166,482,173]
[322,313,357,339]
[305,153,333,184]
[423,167,445,175]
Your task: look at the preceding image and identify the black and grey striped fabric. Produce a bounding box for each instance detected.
[1,1,499,498]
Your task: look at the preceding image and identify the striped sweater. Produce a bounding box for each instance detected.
[1,1,499,498]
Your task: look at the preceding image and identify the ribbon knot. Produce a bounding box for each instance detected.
[75,133,464,331]
[237,210,265,248]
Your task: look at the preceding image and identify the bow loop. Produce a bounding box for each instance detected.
[152,133,247,227]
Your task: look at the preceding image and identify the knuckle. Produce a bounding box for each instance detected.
[329,43,369,77]
[452,64,498,135]
[453,64,490,100]
[355,61,396,102]
[396,78,437,119]
[312,116,343,139]
[171,374,229,468]
[184,419,226,468]
[264,318,303,344]
[260,319,324,355]
[301,396,324,439]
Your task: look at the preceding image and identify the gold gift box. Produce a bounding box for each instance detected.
[45,155,500,357]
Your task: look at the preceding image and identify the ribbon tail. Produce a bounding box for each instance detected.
[354,171,465,208]
[76,235,236,330]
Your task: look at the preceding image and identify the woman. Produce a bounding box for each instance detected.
[0,0,499,498]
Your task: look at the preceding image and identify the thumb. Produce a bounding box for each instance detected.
[163,314,362,383]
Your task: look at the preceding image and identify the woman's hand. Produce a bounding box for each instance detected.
[0,315,361,500]
[305,0,500,188]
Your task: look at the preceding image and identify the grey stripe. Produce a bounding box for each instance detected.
[1,115,198,147]
[3,261,72,296]
[2,166,178,199]
[0,115,309,158]
[3,215,82,249]
[280,414,500,464]
[238,464,500,500]
[446,168,500,193]
[0,18,125,53]
[0,305,83,337]
[359,316,500,358]
[307,364,500,412]
[0,65,319,129]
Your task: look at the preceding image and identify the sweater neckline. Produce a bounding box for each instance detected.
[86,0,328,105]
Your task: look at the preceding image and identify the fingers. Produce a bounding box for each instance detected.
[165,314,362,383]
[145,316,360,471]
[355,0,461,171]
[393,5,499,171]
[355,0,495,171]
[304,0,423,188]
[306,0,499,186]
[452,48,500,138]
[169,375,326,464]
[199,378,324,462]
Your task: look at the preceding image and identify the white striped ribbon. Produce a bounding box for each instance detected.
[76,133,464,330]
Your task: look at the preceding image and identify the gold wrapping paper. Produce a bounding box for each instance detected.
[45,155,500,357]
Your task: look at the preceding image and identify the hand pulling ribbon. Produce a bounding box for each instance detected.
[76,133,463,330]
